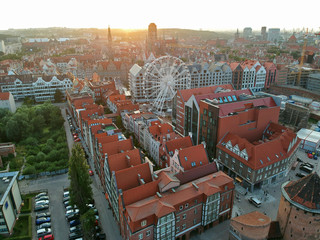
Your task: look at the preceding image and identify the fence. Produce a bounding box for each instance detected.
[18,168,68,180]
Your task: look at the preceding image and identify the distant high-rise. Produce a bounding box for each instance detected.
[261,26,267,40]
[243,27,252,39]
[268,28,280,43]
[234,29,239,40]
[107,25,114,60]
[147,23,157,52]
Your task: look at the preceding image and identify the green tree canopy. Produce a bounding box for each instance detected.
[80,209,96,240]
[68,144,93,214]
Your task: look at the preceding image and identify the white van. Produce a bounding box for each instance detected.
[248,197,261,207]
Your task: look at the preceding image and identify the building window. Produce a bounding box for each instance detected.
[194,208,197,214]
[179,205,183,210]
[146,230,151,237]
[193,219,197,224]
[141,220,147,227]
[182,224,186,230]
[176,216,180,222]
[185,203,189,208]
[139,233,143,239]
[183,214,187,219]
[195,199,198,204]
[176,227,180,233]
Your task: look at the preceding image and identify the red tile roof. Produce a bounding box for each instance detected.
[115,162,152,192]
[0,92,10,100]
[97,134,118,145]
[178,84,234,102]
[101,138,133,156]
[124,171,233,225]
[218,97,277,117]
[284,172,320,210]
[165,136,193,154]
[108,149,142,174]
[231,211,271,226]
[217,122,300,170]
[148,123,173,138]
[178,144,209,171]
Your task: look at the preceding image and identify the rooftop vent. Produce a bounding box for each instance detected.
[156,192,162,198]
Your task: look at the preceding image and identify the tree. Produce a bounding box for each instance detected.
[68,144,93,214]
[54,89,64,103]
[80,209,96,240]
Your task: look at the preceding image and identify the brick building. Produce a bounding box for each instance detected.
[199,93,280,157]
[277,172,320,240]
[229,211,271,240]
[216,122,300,191]
[118,166,234,240]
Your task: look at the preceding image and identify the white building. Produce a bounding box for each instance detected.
[0,75,73,102]
[187,62,233,89]
[297,128,320,154]
[0,172,22,234]
[0,92,16,113]
[254,65,267,92]
[240,60,266,92]
[128,64,146,102]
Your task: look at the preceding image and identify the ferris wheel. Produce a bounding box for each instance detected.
[143,56,191,113]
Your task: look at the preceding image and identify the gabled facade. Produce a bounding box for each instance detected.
[216,122,300,192]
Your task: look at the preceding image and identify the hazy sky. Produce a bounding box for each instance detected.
[1,0,320,31]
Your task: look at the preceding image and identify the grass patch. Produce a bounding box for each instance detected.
[7,215,31,239]
[20,198,31,214]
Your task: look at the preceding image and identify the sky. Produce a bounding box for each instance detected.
[1,0,320,32]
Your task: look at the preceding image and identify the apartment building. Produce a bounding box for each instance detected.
[0,92,16,113]
[0,74,73,102]
[216,122,300,192]
[198,93,280,157]
[0,172,22,234]
[118,167,234,240]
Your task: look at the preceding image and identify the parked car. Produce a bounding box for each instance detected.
[36,217,51,225]
[36,196,49,201]
[308,153,313,159]
[296,172,307,178]
[36,192,48,198]
[248,197,261,208]
[70,226,82,233]
[38,234,54,240]
[95,233,106,240]
[299,165,313,174]
[66,209,79,217]
[89,170,94,176]
[37,222,51,230]
[66,205,78,212]
[35,204,49,212]
[70,219,81,227]
[63,196,70,202]
[67,213,80,222]
[64,201,70,208]
[36,212,51,218]
[35,200,50,206]
[74,138,81,142]
[37,228,51,237]
[313,155,318,160]
[301,162,314,168]
[69,232,83,240]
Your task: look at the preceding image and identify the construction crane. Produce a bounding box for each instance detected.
[296,29,308,86]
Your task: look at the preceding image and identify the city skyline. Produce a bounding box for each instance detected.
[2,0,320,31]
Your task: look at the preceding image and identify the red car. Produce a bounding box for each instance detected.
[308,153,313,159]
[73,134,78,139]
[89,170,94,176]
[38,234,54,240]
[74,138,81,142]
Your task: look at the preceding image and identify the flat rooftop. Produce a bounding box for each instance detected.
[0,172,19,205]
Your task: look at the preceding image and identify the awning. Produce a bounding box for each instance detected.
[235,177,243,183]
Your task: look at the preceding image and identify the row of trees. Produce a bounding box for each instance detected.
[69,144,96,239]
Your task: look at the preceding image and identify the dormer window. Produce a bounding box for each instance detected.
[141,220,147,227]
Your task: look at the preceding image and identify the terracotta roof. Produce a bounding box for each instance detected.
[178,144,209,171]
[231,211,271,227]
[124,171,233,225]
[284,172,320,210]
[115,162,152,192]
[108,149,142,174]
[165,136,193,154]
[148,123,173,138]
[101,138,133,156]
[108,94,126,103]
[0,92,10,100]
[218,97,277,117]
[175,162,218,185]
[217,122,300,170]
[97,134,118,145]
[178,84,234,102]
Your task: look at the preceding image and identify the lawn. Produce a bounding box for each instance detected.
[7,215,31,239]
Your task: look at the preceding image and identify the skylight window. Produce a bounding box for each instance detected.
[227,96,232,102]
[200,161,202,165]
[267,157,271,161]
[232,95,237,101]
[191,162,196,167]
[184,156,187,161]
[260,160,263,165]
[223,97,228,102]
